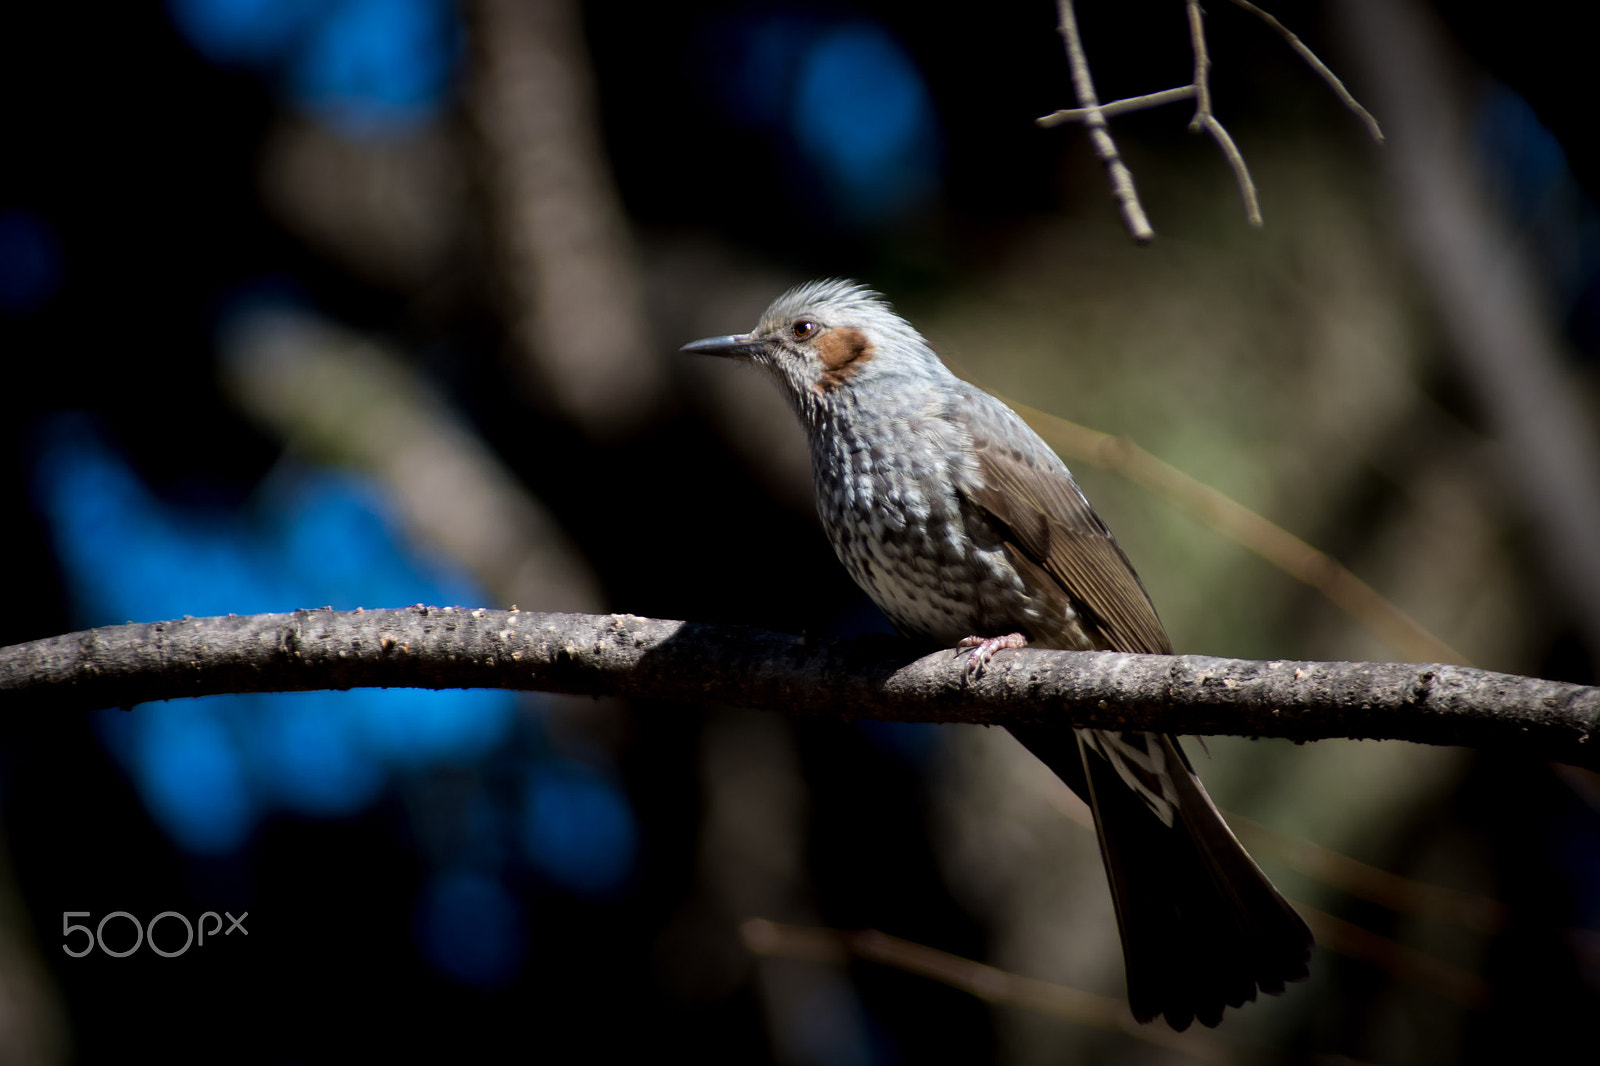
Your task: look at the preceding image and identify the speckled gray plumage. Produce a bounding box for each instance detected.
[724,280,1162,656]
[683,279,1312,1030]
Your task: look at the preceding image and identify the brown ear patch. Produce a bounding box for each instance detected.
[815,328,875,391]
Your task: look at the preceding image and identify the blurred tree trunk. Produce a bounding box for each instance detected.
[465,0,670,437]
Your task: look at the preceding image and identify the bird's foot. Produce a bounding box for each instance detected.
[956,633,1029,678]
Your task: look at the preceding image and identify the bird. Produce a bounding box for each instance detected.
[681,279,1312,1030]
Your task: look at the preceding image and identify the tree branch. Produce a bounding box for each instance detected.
[1039,0,1381,237]
[1226,0,1384,144]
[3,608,1596,768]
[1051,0,1154,243]
[464,0,668,437]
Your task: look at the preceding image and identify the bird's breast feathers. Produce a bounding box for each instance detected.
[809,412,1060,645]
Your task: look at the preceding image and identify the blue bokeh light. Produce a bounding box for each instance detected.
[166,0,459,134]
[717,14,813,131]
[243,692,387,816]
[108,700,257,855]
[791,23,940,223]
[288,0,459,135]
[1475,84,1600,346]
[33,415,518,852]
[705,15,941,225]
[0,209,65,316]
[416,868,526,986]
[166,0,327,68]
[1476,86,1573,219]
[521,759,638,895]
[855,720,941,766]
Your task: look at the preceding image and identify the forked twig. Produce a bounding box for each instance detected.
[1186,0,1263,226]
[1037,0,1383,238]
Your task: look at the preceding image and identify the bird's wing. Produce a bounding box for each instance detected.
[949,396,1309,1029]
[950,399,1172,655]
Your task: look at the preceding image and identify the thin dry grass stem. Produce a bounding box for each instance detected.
[1003,398,1470,667]
[1033,774,1507,938]
[1226,0,1385,143]
[1038,0,1378,235]
[747,907,1488,1026]
[1224,813,1507,934]
[744,911,1484,1045]
[1296,905,1490,1009]
[740,918,1235,1062]
[1052,0,1154,243]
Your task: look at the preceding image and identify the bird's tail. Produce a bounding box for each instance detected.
[1007,724,1312,1030]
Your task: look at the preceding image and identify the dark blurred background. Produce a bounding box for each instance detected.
[3,0,1600,1062]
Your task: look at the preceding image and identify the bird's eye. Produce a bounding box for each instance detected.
[791,320,818,340]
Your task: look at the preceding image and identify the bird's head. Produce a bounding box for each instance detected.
[681,279,948,421]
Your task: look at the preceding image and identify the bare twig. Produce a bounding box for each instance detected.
[1052,0,1154,243]
[1226,0,1384,143]
[1039,0,1379,236]
[1036,86,1196,128]
[740,919,1233,1062]
[1203,114,1263,223]
[3,609,1597,767]
[1036,777,1507,937]
[1225,813,1506,934]
[744,911,1483,1048]
[1187,0,1263,226]
[1185,0,1214,130]
[1297,904,1489,1008]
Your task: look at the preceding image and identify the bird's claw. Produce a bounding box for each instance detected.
[956,633,1029,679]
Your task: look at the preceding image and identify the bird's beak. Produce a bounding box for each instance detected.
[679,333,765,360]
